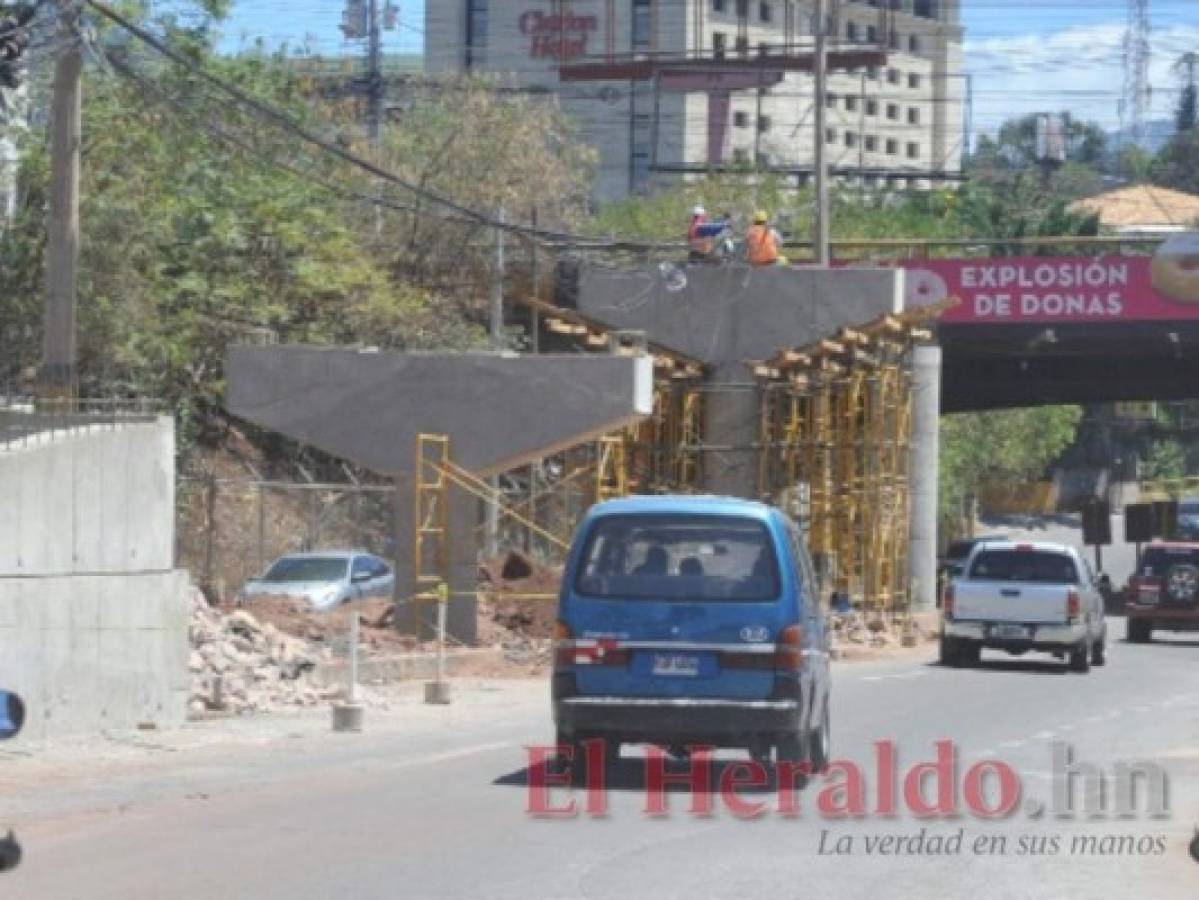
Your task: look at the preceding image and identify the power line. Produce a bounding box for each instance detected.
[84,0,670,252]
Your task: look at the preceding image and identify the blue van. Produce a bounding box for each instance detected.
[553,495,831,772]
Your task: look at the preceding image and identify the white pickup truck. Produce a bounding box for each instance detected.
[941,540,1107,672]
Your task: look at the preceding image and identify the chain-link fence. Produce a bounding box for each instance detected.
[176,476,398,604]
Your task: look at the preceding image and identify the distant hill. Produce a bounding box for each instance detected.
[1106,119,1177,155]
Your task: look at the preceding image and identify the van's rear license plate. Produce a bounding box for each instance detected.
[991,624,1031,640]
[653,653,699,676]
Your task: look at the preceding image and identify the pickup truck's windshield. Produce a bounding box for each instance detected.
[574,514,781,601]
[968,550,1078,584]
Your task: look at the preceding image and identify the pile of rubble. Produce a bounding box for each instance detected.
[188,587,339,716]
[828,610,927,657]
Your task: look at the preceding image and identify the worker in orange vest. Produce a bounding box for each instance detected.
[745,210,787,267]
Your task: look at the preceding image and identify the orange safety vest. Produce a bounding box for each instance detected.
[746,224,779,266]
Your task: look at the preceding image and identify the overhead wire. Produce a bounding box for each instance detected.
[84,0,681,252]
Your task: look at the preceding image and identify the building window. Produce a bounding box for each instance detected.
[907,107,920,125]
[886,138,898,155]
[734,35,748,55]
[845,96,858,112]
[845,132,857,148]
[867,65,879,80]
[888,29,899,49]
[908,34,921,52]
[713,32,726,58]
[759,41,769,57]
[465,0,488,69]
[736,0,748,15]
[758,115,772,133]
[759,2,772,23]
[907,142,920,159]
[887,68,900,85]
[734,110,750,127]
[826,92,837,109]
[846,21,857,41]
[867,25,877,43]
[914,0,934,18]
[886,103,899,120]
[826,128,837,144]
[632,0,652,49]
[866,99,878,116]
[908,73,921,89]
[864,135,877,151]
[733,148,749,163]
[712,0,726,12]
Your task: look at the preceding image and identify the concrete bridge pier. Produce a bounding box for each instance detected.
[908,343,942,612]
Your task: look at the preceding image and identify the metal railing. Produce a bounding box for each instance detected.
[0,393,163,450]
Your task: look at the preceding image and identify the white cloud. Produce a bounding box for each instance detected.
[965,23,1199,134]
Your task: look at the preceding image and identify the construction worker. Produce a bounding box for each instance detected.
[745,210,787,267]
[687,205,729,263]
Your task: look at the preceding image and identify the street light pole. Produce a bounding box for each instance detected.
[812,0,830,267]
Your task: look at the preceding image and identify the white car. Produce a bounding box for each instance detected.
[238,551,394,611]
[941,540,1107,672]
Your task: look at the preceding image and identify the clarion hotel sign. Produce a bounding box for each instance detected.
[519,9,598,60]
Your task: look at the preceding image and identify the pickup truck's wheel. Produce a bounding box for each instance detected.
[1127,619,1152,643]
[957,641,981,667]
[939,636,960,667]
[1069,640,1092,673]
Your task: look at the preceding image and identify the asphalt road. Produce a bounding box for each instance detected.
[3,621,1198,899]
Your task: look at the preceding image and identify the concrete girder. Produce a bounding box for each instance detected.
[225,347,654,477]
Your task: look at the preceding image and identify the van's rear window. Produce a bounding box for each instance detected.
[573,514,781,601]
[968,550,1078,584]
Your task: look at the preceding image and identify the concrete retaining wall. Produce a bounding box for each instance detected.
[0,571,190,741]
[0,419,175,576]
[0,418,189,740]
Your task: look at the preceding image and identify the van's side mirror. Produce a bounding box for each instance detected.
[0,690,25,740]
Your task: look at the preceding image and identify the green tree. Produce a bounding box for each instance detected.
[1112,145,1153,182]
[940,406,1084,533]
[0,16,594,452]
[1151,130,1199,195]
[1177,83,1197,134]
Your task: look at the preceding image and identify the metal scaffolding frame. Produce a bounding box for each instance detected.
[751,307,946,611]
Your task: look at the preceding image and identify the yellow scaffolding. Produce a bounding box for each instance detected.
[753,305,946,611]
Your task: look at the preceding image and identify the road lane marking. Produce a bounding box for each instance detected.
[391,741,514,769]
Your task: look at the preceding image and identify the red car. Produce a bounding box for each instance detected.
[1125,542,1199,642]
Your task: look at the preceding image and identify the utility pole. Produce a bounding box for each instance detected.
[486,207,506,558]
[40,0,82,400]
[364,0,384,235]
[812,0,830,267]
[367,0,382,149]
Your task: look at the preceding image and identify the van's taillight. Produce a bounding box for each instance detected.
[554,624,630,669]
[776,625,805,671]
[1067,589,1081,621]
[943,584,955,620]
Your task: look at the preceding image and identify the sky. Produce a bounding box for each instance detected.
[216,1,1199,135]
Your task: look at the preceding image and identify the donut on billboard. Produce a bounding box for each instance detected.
[1150,232,1199,305]
[905,269,949,309]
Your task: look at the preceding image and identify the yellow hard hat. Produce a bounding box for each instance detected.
[753,210,768,224]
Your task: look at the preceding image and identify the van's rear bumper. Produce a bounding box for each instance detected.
[554,695,802,745]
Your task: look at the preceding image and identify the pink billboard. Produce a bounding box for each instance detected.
[900,233,1199,324]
